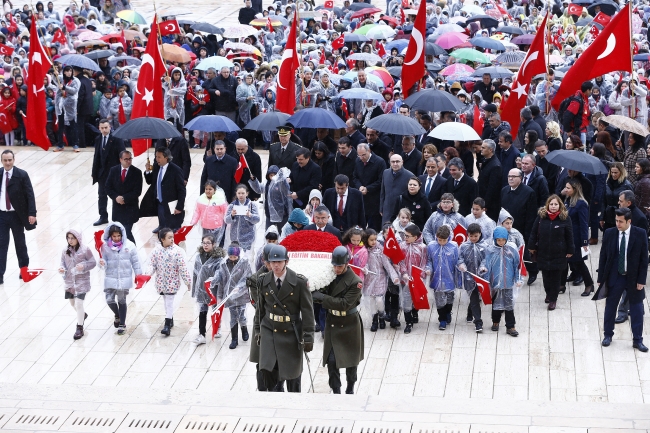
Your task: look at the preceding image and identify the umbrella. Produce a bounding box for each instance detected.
[602,115,650,136]
[470,37,505,51]
[101,30,147,42]
[223,41,260,53]
[439,63,475,76]
[316,5,345,17]
[84,49,116,60]
[450,48,491,64]
[634,53,650,62]
[587,0,619,16]
[222,24,258,38]
[495,26,524,35]
[286,108,347,129]
[327,74,351,86]
[426,61,446,72]
[108,55,141,67]
[436,32,469,49]
[465,15,499,29]
[461,4,484,15]
[194,56,234,71]
[428,122,481,141]
[78,40,109,48]
[510,34,535,45]
[544,150,609,175]
[339,88,385,101]
[250,18,283,27]
[57,54,102,71]
[575,17,593,26]
[572,0,594,4]
[184,115,241,132]
[387,66,402,77]
[162,44,191,63]
[348,2,371,10]
[403,89,465,112]
[366,67,394,87]
[425,42,446,56]
[113,117,181,140]
[348,52,382,64]
[472,66,513,79]
[386,39,409,52]
[366,25,396,40]
[178,19,195,25]
[244,112,291,131]
[431,24,465,40]
[77,30,103,41]
[116,10,147,24]
[350,7,382,19]
[342,71,384,87]
[354,24,377,35]
[191,22,224,34]
[365,114,426,135]
[344,33,370,43]
[494,50,525,66]
[548,54,564,65]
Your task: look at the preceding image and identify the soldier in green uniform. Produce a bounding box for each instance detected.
[254,245,315,392]
[312,246,364,394]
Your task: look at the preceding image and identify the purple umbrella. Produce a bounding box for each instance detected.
[511,34,535,45]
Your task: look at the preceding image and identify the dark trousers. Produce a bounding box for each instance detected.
[618,291,630,316]
[261,362,301,392]
[541,269,563,302]
[568,260,594,287]
[468,288,482,326]
[46,122,57,148]
[604,272,644,343]
[366,213,381,231]
[436,303,453,322]
[97,178,108,220]
[157,202,182,231]
[326,348,357,391]
[122,222,136,244]
[0,211,29,278]
[77,114,89,148]
[384,288,399,312]
[313,304,326,331]
[492,308,516,328]
[524,247,538,276]
[57,115,78,148]
[589,201,602,239]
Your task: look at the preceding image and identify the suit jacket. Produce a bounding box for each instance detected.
[201,154,238,201]
[444,174,478,217]
[323,187,366,232]
[154,137,192,181]
[92,134,125,183]
[419,173,446,209]
[439,167,451,179]
[228,148,263,200]
[105,165,143,225]
[595,226,648,304]
[309,135,337,154]
[477,155,502,221]
[268,141,301,169]
[366,139,391,165]
[6,167,36,230]
[347,130,365,148]
[140,163,186,218]
[400,148,423,176]
[352,153,386,216]
[496,145,519,187]
[305,223,342,242]
[501,184,538,242]
[76,74,94,114]
[290,160,322,207]
[334,148,357,182]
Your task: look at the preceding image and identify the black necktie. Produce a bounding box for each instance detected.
[102,136,107,150]
[454,179,459,188]
[619,232,626,274]
[276,278,282,291]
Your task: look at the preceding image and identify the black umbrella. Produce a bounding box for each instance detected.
[472,66,514,79]
[425,42,446,56]
[495,26,524,35]
[244,112,291,131]
[426,60,446,72]
[365,114,426,135]
[387,66,402,77]
[465,14,499,29]
[113,117,182,140]
[84,49,116,60]
[191,22,224,34]
[348,2,370,11]
[403,89,464,112]
[587,0,619,16]
[544,150,609,175]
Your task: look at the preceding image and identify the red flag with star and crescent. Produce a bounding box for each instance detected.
[276,10,299,114]
[518,245,528,277]
[401,0,427,98]
[25,19,53,151]
[131,15,166,156]
[409,266,430,309]
[52,29,68,45]
[383,227,405,264]
[500,13,548,138]
[468,272,492,304]
[0,43,14,56]
[159,19,180,36]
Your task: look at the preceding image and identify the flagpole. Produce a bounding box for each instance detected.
[153,3,170,80]
[30,3,61,86]
[296,3,306,106]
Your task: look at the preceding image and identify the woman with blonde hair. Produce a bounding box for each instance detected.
[545,121,562,151]
[528,195,574,310]
[417,144,439,175]
[562,178,594,297]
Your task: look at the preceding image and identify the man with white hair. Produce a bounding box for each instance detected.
[350,70,380,120]
[229,138,263,200]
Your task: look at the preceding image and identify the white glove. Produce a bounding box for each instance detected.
[479,267,487,274]
[458,264,467,272]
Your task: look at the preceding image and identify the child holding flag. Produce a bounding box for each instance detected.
[425,225,461,331]
[363,229,399,332]
[398,224,428,334]
[109,84,131,130]
[458,223,488,332]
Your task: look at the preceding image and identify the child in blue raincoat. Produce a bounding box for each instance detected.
[425,225,461,331]
[458,223,488,332]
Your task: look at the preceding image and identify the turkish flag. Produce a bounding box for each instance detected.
[518,245,528,277]
[267,16,274,33]
[52,29,67,45]
[325,0,334,8]
[174,225,193,244]
[552,3,632,110]
[400,8,405,25]
[472,105,483,136]
[593,11,611,26]
[340,98,348,119]
[0,43,13,56]
[94,229,104,258]
[383,227,405,264]
[452,223,468,245]
[493,0,512,19]
[590,25,600,37]
[409,266,430,310]
[211,303,225,340]
[20,267,44,283]
[377,42,386,58]
[331,35,345,51]
[349,264,364,277]
[131,15,166,156]
[234,153,249,183]
[25,20,53,151]
[401,0,427,98]
[0,101,13,134]
[134,274,151,289]
[401,0,409,8]
[567,3,583,16]
[159,19,180,36]
[469,272,492,305]
[118,97,127,124]
[276,10,299,115]
[204,281,217,306]
[319,50,326,65]
[500,13,548,137]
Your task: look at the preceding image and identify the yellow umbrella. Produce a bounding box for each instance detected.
[161,43,191,63]
[249,18,283,27]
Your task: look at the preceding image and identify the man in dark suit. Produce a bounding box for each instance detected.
[0,150,36,284]
[496,131,519,187]
[229,138,262,200]
[345,118,365,148]
[352,143,386,230]
[92,119,125,226]
[419,156,446,210]
[521,154,549,208]
[74,67,94,148]
[364,128,391,165]
[290,147,322,208]
[201,140,238,202]
[443,157,478,216]
[535,142,560,193]
[334,137,357,182]
[309,128,337,154]
[323,174,366,232]
[598,207,649,352]
[399,135,423,176]
[435,153,451,179]
[154,135,192,183]
[268,126,301,169]
[141,147,187,232]
[416,114,435,150]
[105,150,142,244]
[478,139,502,221]
[304,205,342,242]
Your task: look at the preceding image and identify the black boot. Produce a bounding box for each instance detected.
[161,318,171,336]
[229,326,238,349]
[389,309,401,328]
[378,313,386,330]
[345,382,355,394]
[73,325,84,340]
[241,325,249,341]
[198,311,207,337]
[412,309,419,324]
[370,314,379,332]
[170,317,174,328]
[332,387,341,394]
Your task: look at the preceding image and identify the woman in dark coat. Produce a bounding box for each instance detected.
[391,176,432,230]
[529,195,574,311]
[601,162,633,230]
[634,158,650,217]
[586,142,613,244]
[311,141,335,191]
[562,178,594,297]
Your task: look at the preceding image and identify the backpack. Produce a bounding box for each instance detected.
[558,95,584,134]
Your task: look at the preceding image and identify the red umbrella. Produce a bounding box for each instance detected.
[351,7,381,19]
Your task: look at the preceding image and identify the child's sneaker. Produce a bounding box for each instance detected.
[117,325,126,335]
[475,323,483,333]
[193,334,206,345]
[439,321,447,331]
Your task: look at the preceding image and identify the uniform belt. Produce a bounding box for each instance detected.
[329,307,358,317]
[268,312,298,322]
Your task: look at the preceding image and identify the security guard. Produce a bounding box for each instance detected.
[312,246,364,394]
[254,245,314,392]
[248,243,274,392]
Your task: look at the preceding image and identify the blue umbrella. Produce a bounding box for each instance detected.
[470,37,505,51]
[113,117,181,140]
[386,39,408,52]
[184,115,241,132]
[339,88,384,101]
[194,56,235,71]
[287,108,347,129]
[57,54,101,72]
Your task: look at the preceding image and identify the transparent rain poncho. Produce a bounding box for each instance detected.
[267,167,293,223]
[397,238,428,311]
[458,239,488,293]
[497,208,525,248]
[191,250,228,307]
[426,241,461,292]
[215,257,253,308]
[423,209,467,245]
[479,240,522,311]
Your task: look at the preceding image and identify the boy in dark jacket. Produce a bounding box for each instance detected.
[16,85,27,145]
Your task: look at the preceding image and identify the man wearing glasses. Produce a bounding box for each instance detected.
[105,150,142,244]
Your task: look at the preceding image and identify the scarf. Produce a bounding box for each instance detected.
[547,211,560,221]
[108,239,123,251]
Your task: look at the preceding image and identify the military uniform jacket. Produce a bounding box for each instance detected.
[248,266,268,364]
[254,267,315,380]
[319,267,364,369]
